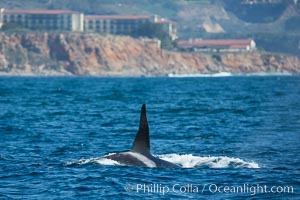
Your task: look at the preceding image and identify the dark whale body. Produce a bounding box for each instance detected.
[104,104,179,168]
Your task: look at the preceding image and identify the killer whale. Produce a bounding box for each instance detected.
[104,104,179,168]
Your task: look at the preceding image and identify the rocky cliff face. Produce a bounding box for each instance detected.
[0,32,299,76]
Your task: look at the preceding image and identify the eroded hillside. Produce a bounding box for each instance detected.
[0,32,299,76]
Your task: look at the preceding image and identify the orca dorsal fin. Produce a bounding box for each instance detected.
[131,104,150,155]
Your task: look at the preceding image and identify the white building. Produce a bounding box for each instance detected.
[84,15,149,35]
[0,8,4,29]
[0,9,177,41]
[2,9,84,31]
[151,15,177,40]
[178,39,256,52]
[85,14,177,40]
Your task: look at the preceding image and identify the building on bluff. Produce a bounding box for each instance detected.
[178,39,256,53]
[1,9,84,31]
[0,9,177,41]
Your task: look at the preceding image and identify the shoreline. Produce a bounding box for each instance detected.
[0,32,299,76]
[0,72,298,78]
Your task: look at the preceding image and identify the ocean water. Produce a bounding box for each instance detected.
[0,76,299,199]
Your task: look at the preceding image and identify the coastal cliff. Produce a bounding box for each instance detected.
[0,32,299,76]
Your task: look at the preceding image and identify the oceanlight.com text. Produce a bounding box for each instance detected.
[124,183,294,196]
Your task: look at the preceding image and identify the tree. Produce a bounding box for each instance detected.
[133,21,173,49]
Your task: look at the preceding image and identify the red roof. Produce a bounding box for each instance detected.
[85,15,150,20]
[3,9,81,15]
[178,39,253,48]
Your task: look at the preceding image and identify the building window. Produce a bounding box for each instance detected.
[10,15,15,22]
[46,23,51,29]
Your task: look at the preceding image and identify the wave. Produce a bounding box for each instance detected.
[65,157,120,166]
[168,72,232,78]
[168,71,293,78]
[158,154,259,169]
[244,72,293,76]
[65,153,259,169]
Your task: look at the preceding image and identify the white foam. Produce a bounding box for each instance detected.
[66,153,259,169]
[168,72,293,78]
[168,72,232,78]
[245,72,292,76]
[158,154,259,169]
[65,156,121,166]
[125,152,157,168]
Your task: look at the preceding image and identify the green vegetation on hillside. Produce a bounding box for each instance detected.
[254,33,300,55]
[133,21,174,49]
[223,0,288,23]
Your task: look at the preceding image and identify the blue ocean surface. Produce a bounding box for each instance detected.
[0,76,299,199]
